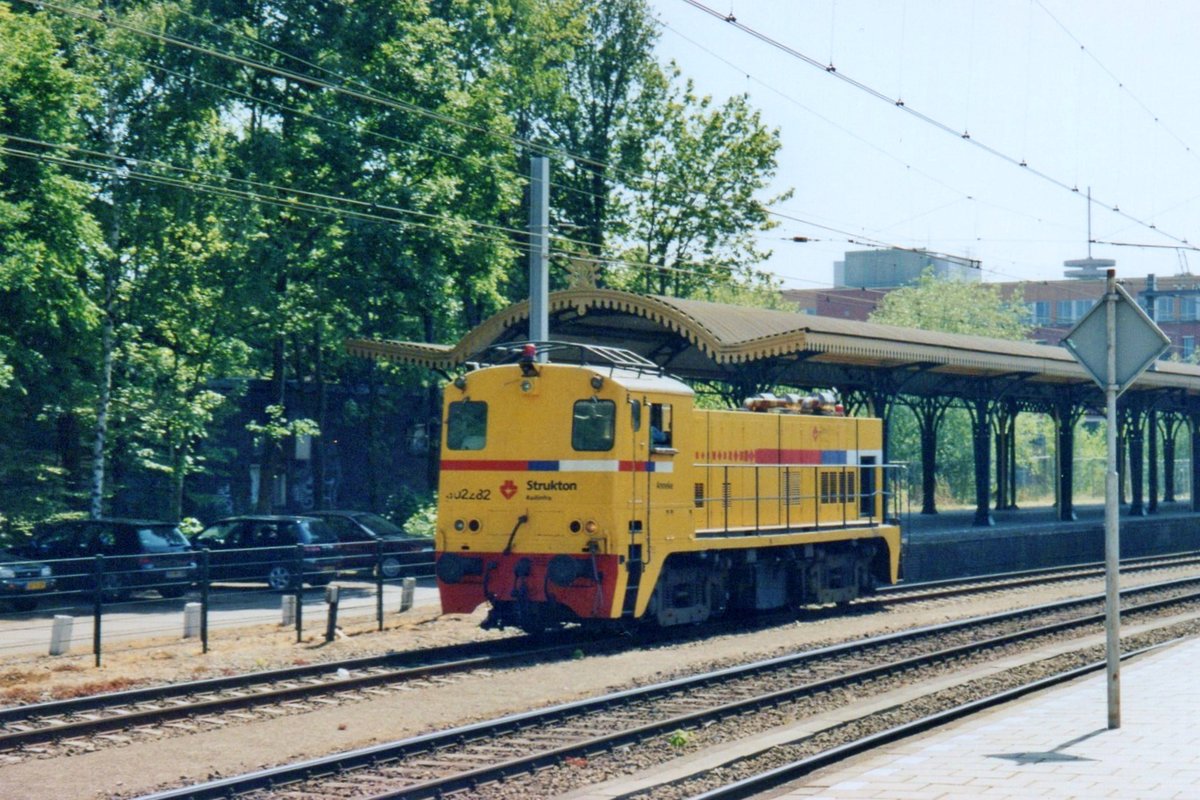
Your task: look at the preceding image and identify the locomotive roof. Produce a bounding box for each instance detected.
[468,341,693,396]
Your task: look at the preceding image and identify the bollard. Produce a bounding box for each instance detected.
[281,594,297,627]
[183,602,201,639]
[400,577,415,613]
[49,615,74,656]
[324,583,340,643]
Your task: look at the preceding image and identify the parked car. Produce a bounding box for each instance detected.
[304,510,431,579]
[0,550,55,611]
[25,519,196,601]
[191,516,342,591]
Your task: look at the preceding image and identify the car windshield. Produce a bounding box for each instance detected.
[298,520,339,544]
[355,513,405,536]
[138,526,189,552]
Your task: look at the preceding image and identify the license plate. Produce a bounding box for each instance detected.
[165,571,185,578]
[25,581,46,591]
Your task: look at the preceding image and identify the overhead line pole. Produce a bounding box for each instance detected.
[529,155,550,350]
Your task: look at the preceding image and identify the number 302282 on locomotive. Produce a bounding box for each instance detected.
[433,342,903,633]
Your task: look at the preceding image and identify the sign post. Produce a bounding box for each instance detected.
[1063,268,1170,730]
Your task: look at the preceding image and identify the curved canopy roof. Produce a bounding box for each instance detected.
[346,289,1200,411]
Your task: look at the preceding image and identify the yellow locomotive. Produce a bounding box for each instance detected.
[433,342,902,631]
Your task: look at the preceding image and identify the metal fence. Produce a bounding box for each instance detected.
[0,544,435,666]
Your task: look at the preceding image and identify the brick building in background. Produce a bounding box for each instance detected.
[783,250,1200,361]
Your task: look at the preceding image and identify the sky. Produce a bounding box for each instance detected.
[650,0,1200,292]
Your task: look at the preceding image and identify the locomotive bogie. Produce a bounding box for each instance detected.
[434,345,902,633]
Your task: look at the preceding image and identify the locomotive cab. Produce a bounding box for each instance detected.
[434,343,690,631]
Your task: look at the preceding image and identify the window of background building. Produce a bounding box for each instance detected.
[1028,301,1050,326]
[1184,336,1195,359]
[1181,297,1199,322]
[1055,300,1075,324]
[1155,296,1176,321]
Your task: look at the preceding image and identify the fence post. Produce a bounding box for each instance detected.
[294,544,304,642]
[199,548,210,654]
[374,539,384,632]
[92,554,103,667]
[324,584,340,643]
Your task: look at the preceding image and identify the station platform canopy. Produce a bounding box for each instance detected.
[346,289,1200,411]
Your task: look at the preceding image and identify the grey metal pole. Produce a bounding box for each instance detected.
[529,155,549,346]
[1104,268,1121,729]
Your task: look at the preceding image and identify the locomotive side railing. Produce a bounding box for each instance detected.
[691,463,906,537]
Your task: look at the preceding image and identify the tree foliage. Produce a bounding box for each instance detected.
[867,269,1034,509]
[0,0,788,529]
[868,268,1031,339]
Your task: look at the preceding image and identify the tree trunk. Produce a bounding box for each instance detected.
[313,316,328,510]
[89,302,114,519]
[90,102,121,519]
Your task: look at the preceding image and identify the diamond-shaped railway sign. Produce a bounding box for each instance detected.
[1063,282,1170,396]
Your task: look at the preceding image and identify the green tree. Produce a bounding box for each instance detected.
[869,269,1031,511]
[0,4,102,524]
[869,268,1030,338]
[621,78,790,298]
[549,0,665,267]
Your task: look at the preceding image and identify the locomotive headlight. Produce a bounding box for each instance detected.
[584,520,598,534]
[454,519,465,531]
[590,375,604,390]
[520,379,533,392]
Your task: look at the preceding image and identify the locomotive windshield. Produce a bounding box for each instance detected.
[572,398,615,451]
[447,400,488,450]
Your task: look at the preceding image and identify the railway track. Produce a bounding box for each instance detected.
[3,550,1198,764]
[132,574,1200,800]
[0,634,593,756]
[875,549,1200,604]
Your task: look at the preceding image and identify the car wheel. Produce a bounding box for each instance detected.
[267,565,296,592]
[11,598,37,612]
[159,586,186,599]
[379,557,402,580]
[95,573,127,603]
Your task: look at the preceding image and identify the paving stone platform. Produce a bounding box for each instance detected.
[777,635,1200,800]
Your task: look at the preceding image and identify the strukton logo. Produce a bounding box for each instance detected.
[500,479,517,499]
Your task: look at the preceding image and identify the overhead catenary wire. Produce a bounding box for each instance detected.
[25,0,633,181]
[1033,0,1200,168]
[659,18,1170,293]
[33,1,736,215]
[30,0,1020,284]
[680,0,1197,254]
[1,138,763,287]
[16,142,1194,356]
[21,0,1182,301]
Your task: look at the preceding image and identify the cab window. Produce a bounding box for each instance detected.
[447,400,488,450]
[650,403,674,449]
[572,398,615,451]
